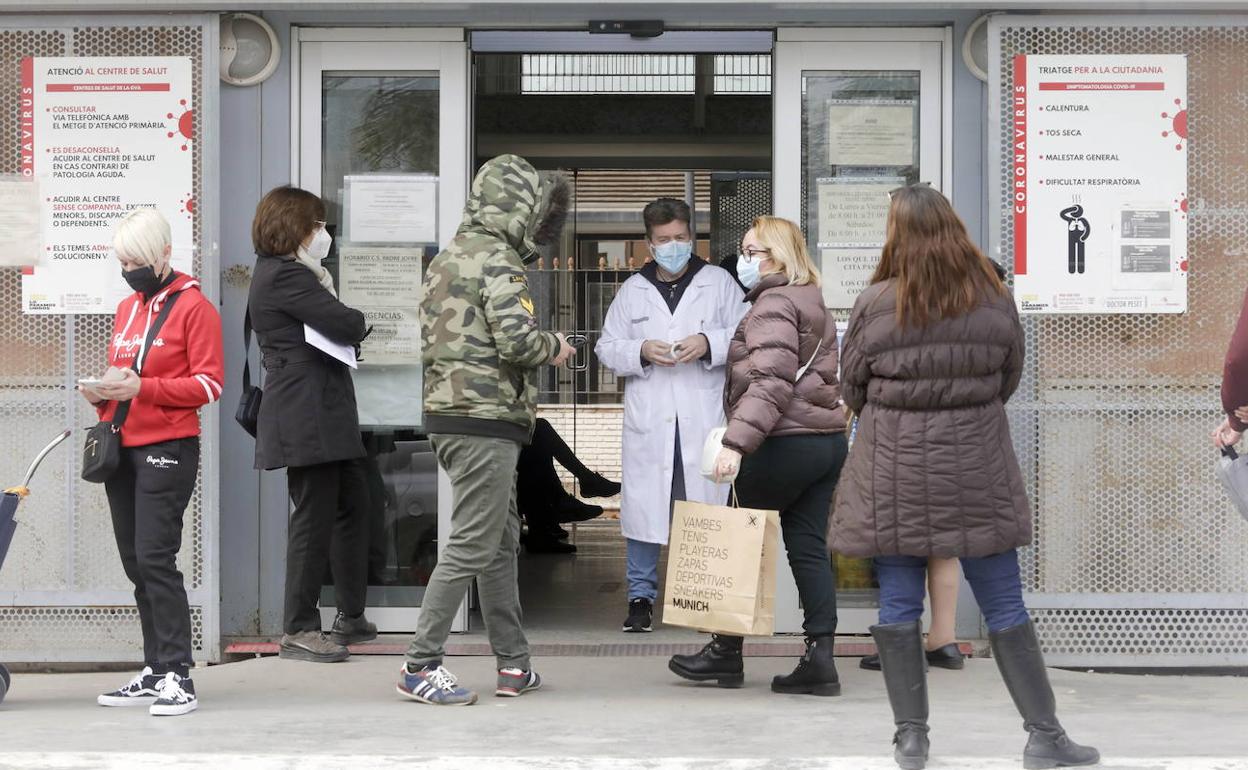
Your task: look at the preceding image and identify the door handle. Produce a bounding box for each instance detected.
[565,333,589,371]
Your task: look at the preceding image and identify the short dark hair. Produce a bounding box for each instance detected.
[252,186,326,257]
[642,198,692,239]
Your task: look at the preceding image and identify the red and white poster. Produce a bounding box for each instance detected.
[1011,55,1187,314]
[19,57,194,314]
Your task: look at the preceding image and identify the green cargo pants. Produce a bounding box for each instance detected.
[405,434,530,671]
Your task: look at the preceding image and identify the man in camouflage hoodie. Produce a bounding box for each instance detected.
[398,154,574,706]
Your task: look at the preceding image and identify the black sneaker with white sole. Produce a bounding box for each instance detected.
[149,672,198,716]
[97,666,163,707]
[623,598,653,633]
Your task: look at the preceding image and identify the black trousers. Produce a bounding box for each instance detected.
[284,458,370,634]
[735,433,848,638]
[104,437,199,677]
[516,418,591,528]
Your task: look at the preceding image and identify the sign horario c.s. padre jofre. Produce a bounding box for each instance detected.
[1011,54,1187,314]
[19,57,194,314]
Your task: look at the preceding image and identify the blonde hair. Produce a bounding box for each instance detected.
[113,208,171,269]
[750,215,820,288]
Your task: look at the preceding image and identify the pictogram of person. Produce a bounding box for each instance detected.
[1059,205,1090,274]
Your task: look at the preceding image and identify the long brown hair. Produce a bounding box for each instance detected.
[872,185,1005,326]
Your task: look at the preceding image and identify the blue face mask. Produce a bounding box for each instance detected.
[737,253,762,289]
[653,240,693,274]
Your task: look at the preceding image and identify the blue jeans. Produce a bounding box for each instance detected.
[875,549,1030,633]
[627,421,686,603]
[627,539,662,602]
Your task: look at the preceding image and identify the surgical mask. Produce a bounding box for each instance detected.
[737,254,762,290]
[653,240,693,274]
[122,265,164,296]
[302,227,332,262]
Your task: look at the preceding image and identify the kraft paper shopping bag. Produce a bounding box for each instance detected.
[662,499,780,636]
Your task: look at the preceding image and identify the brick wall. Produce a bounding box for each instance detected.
[536,404,624,507]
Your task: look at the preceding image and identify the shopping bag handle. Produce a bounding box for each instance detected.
[1222,446,1240,461]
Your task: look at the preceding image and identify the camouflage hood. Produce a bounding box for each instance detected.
[420,154,566,440]
[458,154,569,263]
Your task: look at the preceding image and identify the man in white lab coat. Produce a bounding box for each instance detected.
[596,198,746,633]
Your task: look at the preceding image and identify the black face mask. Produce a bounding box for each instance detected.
[122,265,164,296]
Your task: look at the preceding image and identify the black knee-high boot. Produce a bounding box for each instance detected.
[990,621,1099,769]
[871,620,930,770]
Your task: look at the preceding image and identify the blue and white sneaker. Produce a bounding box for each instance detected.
[496,667,541,697]
[396,663,477,706]
[97,666,162,707]
[149,672,198,716]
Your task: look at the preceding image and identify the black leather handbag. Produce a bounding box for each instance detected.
[234,308,262,438]
[82,292,180,483]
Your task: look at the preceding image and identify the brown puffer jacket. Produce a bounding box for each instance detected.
[722,273,846,455]
[829,280,1029,558]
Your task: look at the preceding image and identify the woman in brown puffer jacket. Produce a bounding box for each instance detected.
[668,216,847,697]
[831,185,1097,770]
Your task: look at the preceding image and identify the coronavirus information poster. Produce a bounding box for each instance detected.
[1011,54,1187,314]
[19,57,194,314]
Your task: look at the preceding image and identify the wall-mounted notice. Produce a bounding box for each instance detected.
[1012,54,1187,314]
[19,56,194,314]
[0,176,42,267]
[827,99,915,167]
[816,176,902,248]
[338,246,423,366]
[345,175,437,245]
[821,248,880,309]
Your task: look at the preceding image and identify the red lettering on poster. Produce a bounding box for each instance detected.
[46,82,171,93]
[19,57,34,179]
[1013,55,1027,276]
[1038,81,1164,91]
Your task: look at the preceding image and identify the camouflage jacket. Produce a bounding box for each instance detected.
[420,155,564,443]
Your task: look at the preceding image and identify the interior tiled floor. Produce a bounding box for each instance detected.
[489,518,708,644]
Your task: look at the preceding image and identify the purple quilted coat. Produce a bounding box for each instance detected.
[829,279,1031,558]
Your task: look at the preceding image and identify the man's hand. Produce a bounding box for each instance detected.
[672,333,709,364]
[551,333,576,367]
[641,340,675,367]
[1213,417,1244,449]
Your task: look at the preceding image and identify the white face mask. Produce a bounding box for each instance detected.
[302,227,332,262]
[737,254,762,289]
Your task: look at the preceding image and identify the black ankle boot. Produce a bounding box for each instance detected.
[871,620,930,770]
[578,472,621,499]
[990,621,1099,770]
[668,634,744,688]
[553,497,603,523]
[771,634,841,696]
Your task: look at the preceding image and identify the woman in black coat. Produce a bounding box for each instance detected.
[248,186,376,663]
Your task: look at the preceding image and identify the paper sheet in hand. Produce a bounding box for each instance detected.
[304,324,358,369]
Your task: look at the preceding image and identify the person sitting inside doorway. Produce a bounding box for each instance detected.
[518,418,621,554]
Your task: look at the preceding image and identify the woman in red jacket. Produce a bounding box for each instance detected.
[79,208,224,717]
[1213,289,1248,448]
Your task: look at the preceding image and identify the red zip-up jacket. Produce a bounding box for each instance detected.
[97,272,225,447]
[1223,286,1248,432]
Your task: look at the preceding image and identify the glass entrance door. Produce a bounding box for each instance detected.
[296,28,469,632]
[773,29,948,633]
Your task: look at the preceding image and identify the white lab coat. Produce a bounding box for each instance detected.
[596,264,747,544]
